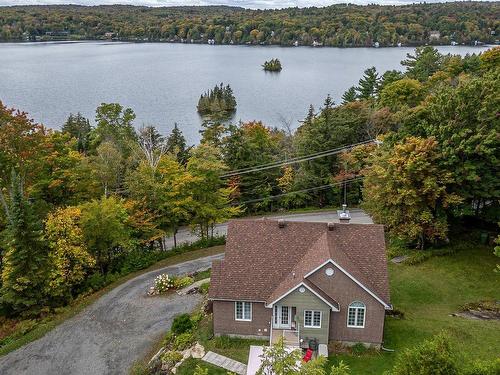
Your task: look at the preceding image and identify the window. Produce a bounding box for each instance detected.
[235,301,252,321]
[304,310,321,328]
[347,301,365,328]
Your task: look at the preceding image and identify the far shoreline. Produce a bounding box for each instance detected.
[0,39,495,50]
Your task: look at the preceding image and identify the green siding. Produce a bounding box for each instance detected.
[276,287,330,345]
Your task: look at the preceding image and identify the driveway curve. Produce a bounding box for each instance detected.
[0,253,224,375]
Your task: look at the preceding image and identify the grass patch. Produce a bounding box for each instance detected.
[176,358,227,375]
[327,241,500,374]
[0,245,225,357]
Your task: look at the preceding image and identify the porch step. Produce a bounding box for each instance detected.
[201,351,247,375]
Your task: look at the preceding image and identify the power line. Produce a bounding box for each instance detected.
[221,139,376,178]
[236,177,364,205]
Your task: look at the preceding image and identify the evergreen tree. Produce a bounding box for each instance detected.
[304,104,315,125]
[62,112,92,153]
[402,46,443,81]
[1,171,48,316]
[341,87,357,104]
[166,123,190,164]
[356,67,380,100]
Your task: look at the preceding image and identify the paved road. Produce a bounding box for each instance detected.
[0,209,370,375]
[0,254,224,375]
[165,209,372,248]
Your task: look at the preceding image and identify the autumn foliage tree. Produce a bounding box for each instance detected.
[45,206,95,304]
[363,137,462,249]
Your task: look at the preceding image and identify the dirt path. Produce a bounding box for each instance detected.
[0,254,224,375]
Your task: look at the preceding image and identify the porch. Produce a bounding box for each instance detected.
[270,328,300,347]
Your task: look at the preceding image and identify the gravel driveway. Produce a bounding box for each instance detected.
[0,210,371,375]
[0,253,224,375]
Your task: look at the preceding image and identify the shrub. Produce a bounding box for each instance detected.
[153,274,173,294]
[199,282,210,295]
[190,311,204,325]
[161,350,183,367]
[172,332,194,351]
[162,330,175,347]
[173,276,194,289]
[171,314,193,335]
[331,360,350,375]
[391,333,458,375]
[350,342,367,356]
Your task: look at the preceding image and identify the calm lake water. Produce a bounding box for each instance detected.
[0,42,491,143]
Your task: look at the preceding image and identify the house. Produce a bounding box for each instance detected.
[429,31,441,41]
[208,218,391,349]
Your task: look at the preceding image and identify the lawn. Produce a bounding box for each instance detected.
[180,241,500,374]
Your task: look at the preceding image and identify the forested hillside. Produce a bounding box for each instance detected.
[0,2,498,46]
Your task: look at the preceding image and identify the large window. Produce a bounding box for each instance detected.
[235,301,252,321]
[304,310,321,328]
[347,301,365,328]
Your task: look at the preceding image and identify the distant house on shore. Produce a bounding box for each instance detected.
[429,31,441,41]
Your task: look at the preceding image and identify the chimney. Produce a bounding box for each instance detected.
[337,204,351,224]
[328,222,335,231]
[278,219,286,228]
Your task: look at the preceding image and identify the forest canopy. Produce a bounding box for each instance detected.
[0,2,498,47]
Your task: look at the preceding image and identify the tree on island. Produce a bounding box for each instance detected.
[262,58,282,72]
[196,83,237,120]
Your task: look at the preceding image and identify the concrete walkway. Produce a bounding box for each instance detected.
[202,351,247,375]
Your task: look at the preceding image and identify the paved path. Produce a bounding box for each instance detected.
[202,351,247,375]
[0,254,224,375]
[164,209,372,248]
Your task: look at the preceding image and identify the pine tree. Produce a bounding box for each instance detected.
[341,86,357,104]
[304,104,315,125]
[356,67,380,99]
[166,123,190,164]
[1,171,48,316]
[62,112,92,153]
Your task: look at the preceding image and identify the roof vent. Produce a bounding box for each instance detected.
[337,204,351,224]
[328,222,335,231]
[278,219,286,228]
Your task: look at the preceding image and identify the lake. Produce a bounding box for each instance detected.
[0,42,490,143]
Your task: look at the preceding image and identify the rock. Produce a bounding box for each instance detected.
[391,255,409,264]
[191,343,206,359]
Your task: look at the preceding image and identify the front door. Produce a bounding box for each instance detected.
[274,305,292,329]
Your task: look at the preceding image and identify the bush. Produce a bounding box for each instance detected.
[331,360,350,375]
[173,276,194,289]
[171,314,193,335]
[162,330,175,347]
[199,282,210,295]
[172,332,194,351]
[391,334,458,375]
[350,343,367,356]
[153,274,173,294]
[161,350,183,367]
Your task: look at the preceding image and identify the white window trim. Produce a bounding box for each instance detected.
[235,301,252,321]
[303,310,322,329]
[347,302,366,328]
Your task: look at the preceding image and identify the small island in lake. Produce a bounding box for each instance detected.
[262,58,282,72]
[197,83,237,119]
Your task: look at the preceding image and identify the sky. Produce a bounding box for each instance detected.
[0,0,483,9]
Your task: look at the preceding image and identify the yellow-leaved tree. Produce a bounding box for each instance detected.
[45,206,95,303]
